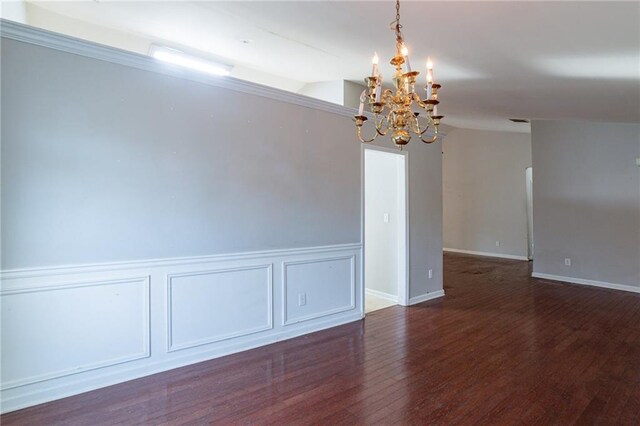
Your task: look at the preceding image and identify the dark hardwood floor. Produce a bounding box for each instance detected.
[4,253,640,425]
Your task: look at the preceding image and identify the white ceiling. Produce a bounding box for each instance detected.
[18,1,640,132]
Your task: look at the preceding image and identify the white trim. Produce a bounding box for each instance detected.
[281,255,356,326]
[532,273,640,294]
[443,248,528,261]
[362,145,404,155]
[409,290,445,305]
[362,146,410,308]
[0,243,362,281]
[399,151,410,307]
[525,166,534,261]
[365,288,398,303]
[0,19,357,119]
[166,264,274,352]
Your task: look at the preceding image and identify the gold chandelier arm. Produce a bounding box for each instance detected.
[375,114,389,136]
[382,89,394,104]
[411,93,423,105]
[414,94,439,113]
[356,122,379,143]
[410,112,433,136]
[409,113,421,134]
[419,115,435,135]
[420,125,439,144]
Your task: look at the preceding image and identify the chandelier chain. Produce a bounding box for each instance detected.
[393,0,403,46]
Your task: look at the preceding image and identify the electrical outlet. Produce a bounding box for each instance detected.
[564,258,571,266]
[495,241,500,247]
[428,269,433,279]
[298,293,307,306]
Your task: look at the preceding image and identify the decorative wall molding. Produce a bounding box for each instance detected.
[409,290,445,305]
[0,242,362,281]
[444,247,528,261]
[0,19,359,119]
[1,277,151,390]
[166,264,274,352]
[365,288,398,303]
[282,255,356,326]
[532,272,640,294]
[0,244,361,414]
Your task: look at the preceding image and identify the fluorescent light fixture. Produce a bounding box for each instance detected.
[149,46,232,76]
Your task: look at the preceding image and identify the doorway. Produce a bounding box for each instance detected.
[363,147,408,314]
[525,167,534,260]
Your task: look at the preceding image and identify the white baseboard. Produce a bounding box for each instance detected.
[443,247,528,261]
[365,288,398,303]
[409,290,445,305]
[532,272,640,294]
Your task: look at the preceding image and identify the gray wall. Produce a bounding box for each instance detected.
[359,128,443,297]
[1,39,361,269]
[531,120,640,288]
[1,37,443,298]
[443,128,532,257]
[393,133,443,296]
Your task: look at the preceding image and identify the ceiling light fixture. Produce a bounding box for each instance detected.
[354,0,444,148]
[149,45,232,77]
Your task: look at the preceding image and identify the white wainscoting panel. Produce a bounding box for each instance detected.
[0,244,361,414]
[1,277,150,390]
[167,265,273,352]
[283,255,356,325]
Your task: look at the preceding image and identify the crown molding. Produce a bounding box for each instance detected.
[0,19,447,137]
[0,19,358,119]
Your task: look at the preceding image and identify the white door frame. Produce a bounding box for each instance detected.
[525,167,534,260]
[361,145,410,313]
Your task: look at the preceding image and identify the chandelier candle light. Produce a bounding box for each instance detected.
[354,0,443,148]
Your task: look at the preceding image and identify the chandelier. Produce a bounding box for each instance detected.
[354,0,443,149]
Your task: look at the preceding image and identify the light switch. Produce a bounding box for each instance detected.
[383,213,390,223]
